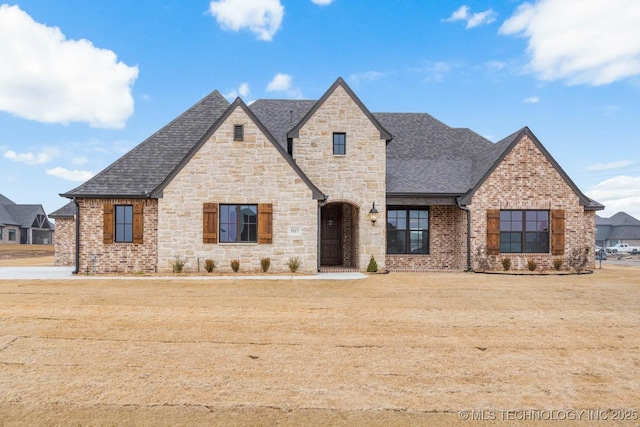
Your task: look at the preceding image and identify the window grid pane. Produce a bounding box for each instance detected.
[386,208,428,254]
[499,210,549,253]
[333,133,346,155]
[115,205,133,243]
[220,204,258,243]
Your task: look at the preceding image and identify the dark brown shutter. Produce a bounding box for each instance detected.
[103,204,113,244]
[551,209,565,255]
[486,209,500,255]
[258,203,273,244]
[133,204,144,244]
[203,203,218,244]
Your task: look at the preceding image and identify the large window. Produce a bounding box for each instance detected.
[500,210,549,253]
[8,229,16,241]
[115,205,133,243]
[220,205,258,243]
[333,132,346,155]
[387,208,429,254]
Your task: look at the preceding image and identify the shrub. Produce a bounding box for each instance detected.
[288,256,300,273]
[204,259,216,273]
[230,259,240,273]
[366,255,378,273]
[260,257,271,273]
[566,247,590,273]
[553,258,563,271]
[501,257,511,271]
[172,256,186,273]
[527,258,537,271]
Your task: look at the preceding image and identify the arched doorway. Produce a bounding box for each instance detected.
[320,202,359,268]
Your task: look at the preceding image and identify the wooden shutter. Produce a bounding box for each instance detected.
[103,204,113,244]
[551,209,565,255]
[486,209,500,255]
[133,204,144,244]
[258,203,273,244]
[203,203,218,244]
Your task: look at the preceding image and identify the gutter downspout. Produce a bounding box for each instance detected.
[317,196,329,272]
[72,197,80,275]
[456,197,472,272]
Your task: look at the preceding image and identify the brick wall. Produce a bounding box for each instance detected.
[469,134,596,271]
[78,198,158,273]
[53,217,75,266]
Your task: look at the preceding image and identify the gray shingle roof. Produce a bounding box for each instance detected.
[62,90,230,198]
[0,193,15,205]
[249,99,316,151]
[1,204,43,228]
[596,212,640,226]
[49,201,77,219]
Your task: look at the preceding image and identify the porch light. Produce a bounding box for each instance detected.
[369,203,379,224]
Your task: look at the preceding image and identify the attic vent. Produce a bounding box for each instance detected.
[234,124,244,141]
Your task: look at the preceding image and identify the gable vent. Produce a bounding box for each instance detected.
[234,124,244,141]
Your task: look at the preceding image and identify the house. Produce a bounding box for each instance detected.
[58,78,603,274]
[48,201,77,266]
[596,212,640,248]
[0,193,54,245]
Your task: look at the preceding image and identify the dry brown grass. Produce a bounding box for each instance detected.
[1,267,639,426]
[0,244,54,267]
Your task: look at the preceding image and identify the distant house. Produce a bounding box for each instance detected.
[0,193,54,245]
[57,77,603,273]
[48,201,77,266]
[596,212,640,248]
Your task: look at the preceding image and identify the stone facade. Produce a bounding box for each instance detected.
[157,105,318,273]
[469,135,596,271]
[77,198,158,273]
[53,217,75,266]
[292,85,387,270]
[0,225,19,245]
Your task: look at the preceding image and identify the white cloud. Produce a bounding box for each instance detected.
[416,61,453,83]
[587,175,640,219]
[45,167,94,182]
[311,0,333,5]
[223,82,251,100]
[444,5,496,29]
[0,5,138,129]
[208,0,284,41]
[266,73,302,97]
[523,96,539,104]
[587,160,634,172]
[4,148,60,165]
[499,0,640,85]
[349,71,385,86]
[71,156,88,165]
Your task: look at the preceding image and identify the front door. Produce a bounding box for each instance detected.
[321,205,342,266]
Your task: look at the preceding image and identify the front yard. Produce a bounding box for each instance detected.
[1,267,639,426]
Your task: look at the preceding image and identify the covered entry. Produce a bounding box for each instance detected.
[320,202,359,268]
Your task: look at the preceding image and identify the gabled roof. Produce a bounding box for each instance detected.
[249,99,316,151]
[0,193,16,205]
[153,98,325,200]
[459,127,604,210]
[287,77,392,142]
[61,90,231,198]
[1,204,45,228]
[596,212,640,226]
[49,201,77,219]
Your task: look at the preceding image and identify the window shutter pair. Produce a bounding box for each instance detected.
[103,203,144,244]
[202,203,272,244]
[485,209,565,255]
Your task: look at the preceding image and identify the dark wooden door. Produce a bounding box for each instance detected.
[321,205,342,266]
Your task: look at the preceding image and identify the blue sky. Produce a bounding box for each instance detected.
[1,0,639,219]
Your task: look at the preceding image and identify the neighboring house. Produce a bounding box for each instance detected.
[48,201,77,266]
[58,78,603,274]
[596,212,640,248]
[0,193,54,245]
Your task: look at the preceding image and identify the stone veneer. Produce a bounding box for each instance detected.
[386,205,468,271]
[157,105,318,273]
[469,135,596,271]
[292,85,387,270]
[0,225,19,245]
[77,198,158,273]
[53,217,75,266]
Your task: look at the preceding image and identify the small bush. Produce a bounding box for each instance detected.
[260,257,271,273]
[230,259,240,273]
[553,258,563,271]
[527,258,537,271]
[288,256,300,273]
[366,255,378,273]
[204,259,216,273]
[501,257,511,271]
[172,256,186,273]
[566,247,590,273]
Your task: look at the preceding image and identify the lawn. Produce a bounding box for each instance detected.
[1,267,639,426]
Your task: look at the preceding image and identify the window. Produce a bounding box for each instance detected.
[234,124,244,141]
[115,205,133,243]
[333,132,346,155]
[9,229,16,241]
[0,227,3,240]
[220,205,258,243]
[500,210,549,253]
[387,208,429,254]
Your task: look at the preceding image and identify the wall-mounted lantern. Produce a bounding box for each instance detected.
[369,202,379,224]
